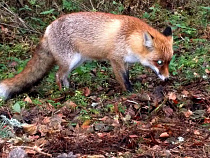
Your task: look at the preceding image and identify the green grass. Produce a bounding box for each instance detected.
[0,1,209,121]
[143,4,210,83]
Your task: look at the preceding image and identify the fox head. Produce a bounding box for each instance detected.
[141,27,173,81]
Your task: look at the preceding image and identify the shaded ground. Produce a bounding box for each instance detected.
[0,75,209,158]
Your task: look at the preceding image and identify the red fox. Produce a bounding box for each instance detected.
[0,12,173,100]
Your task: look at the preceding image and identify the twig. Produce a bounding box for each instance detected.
[126,100,139,104]
[154,97,168,112]
[89,0,96,11]
[12,146,52,157]
[0,22,41,34]
[96,0,105,9]
[147,97,168,119]
[71,0,91,11]
[0,1,39,34]
[0,2,27,28]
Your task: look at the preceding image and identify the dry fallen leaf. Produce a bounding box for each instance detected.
[38,125,49,136]
[125,105,135,118]
[9,137,23,144]
[81,120,91,129]
[153,85,164,105]
[35,138,48,147]
[45,103,55,112]
[183,110,193,118]
[160,132,169,138]
[193,72,200,77]
[25,148,36,155]
[114,102,119,114]
[24,96,32,103]
[100,116,113,124]
[139,93,151,101]
[49,116,62,130]
[163,106,174,117]
[97,133,107,138]
[64,100,77,110]
[207,107,210,114]
[152,145,162,150]
[129,135,139,138]
[42,117,51,124]
[194,130,200,135]
[83,87,91,96]
[22,124,37,135]
[150,116,159,124]
[182,90,190,97]
[205,69,210,74]
[168,92,177,100]
[204,118,210,123]
[1,25,9,34]
[28,135,39,141]
[112,115,120,127]
[8,61,18,67]
[100,116,109,121]
[122,114,131,122]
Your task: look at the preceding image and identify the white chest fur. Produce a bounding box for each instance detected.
[124,48,141,63]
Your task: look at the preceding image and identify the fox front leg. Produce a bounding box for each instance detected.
[110,60,133,92]
[122,69,132,92]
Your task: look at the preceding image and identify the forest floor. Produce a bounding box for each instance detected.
[0,0,209,157]
[0,74,209,157]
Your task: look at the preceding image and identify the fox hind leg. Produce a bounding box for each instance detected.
[56,53,85,90]
[56,65,70,90]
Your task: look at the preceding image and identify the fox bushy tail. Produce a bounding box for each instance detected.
[0,40,55,100]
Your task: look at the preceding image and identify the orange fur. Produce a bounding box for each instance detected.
[0,12,173,100]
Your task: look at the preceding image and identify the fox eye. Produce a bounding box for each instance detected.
[157,60,163,66]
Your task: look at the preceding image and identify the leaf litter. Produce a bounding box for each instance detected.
[0,79,209,158]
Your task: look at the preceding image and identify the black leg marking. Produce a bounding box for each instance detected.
[122,70,133,92]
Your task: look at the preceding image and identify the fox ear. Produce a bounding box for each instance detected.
[143,32,154,51]
[163,26,173,43]
[163,26,172,36]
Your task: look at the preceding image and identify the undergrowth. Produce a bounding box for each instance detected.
[0,1,209,114]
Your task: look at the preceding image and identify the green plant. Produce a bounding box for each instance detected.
[110,1,124,14]
[106,104,114,112]
[12,101,26,113]
[79,109,91,121]
[118,103,126,114]
[47,100,61,107]
[71,90,88,107]
[142,3,209,81]
[0,121,14,138]
[71,61,110,90]
[62,0,81,12]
